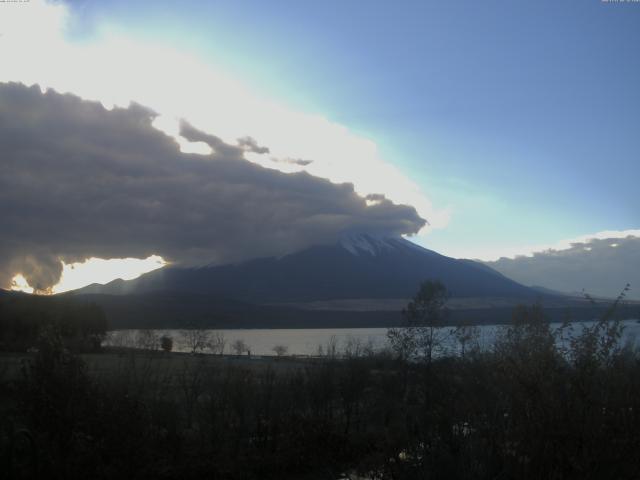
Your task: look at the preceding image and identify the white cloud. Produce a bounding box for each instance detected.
[485,230,640,300]
[460,229,640,262]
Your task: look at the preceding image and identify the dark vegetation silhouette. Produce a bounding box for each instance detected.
[387,280,450,364]
[0,294,106,352]
[160,334,173,353]
[0,284,639,479]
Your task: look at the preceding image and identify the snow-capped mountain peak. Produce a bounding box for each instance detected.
[338,233,425,256]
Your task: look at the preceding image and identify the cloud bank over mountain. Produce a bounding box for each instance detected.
[0,82,425,292]
[0,0,448,235]
[486,234,640,300]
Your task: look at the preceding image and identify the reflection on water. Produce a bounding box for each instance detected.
[104,319,640,357]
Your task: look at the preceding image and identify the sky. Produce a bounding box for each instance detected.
[0,0,639,295]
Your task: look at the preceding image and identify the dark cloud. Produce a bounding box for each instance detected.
[237,136,270,154]
[271,157,314,166]
[485,236,640,300]
[365,194,387,202]
[0,82,426,291]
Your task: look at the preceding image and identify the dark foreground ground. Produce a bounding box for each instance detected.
[2,309,640,480]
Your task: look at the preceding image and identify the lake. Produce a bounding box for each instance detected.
[105,319,640,357]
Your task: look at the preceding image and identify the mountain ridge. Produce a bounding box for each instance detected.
[73,234,541,303]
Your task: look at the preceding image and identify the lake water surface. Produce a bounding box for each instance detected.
[106,319,640,356]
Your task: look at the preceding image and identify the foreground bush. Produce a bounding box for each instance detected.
[1,298,639,479]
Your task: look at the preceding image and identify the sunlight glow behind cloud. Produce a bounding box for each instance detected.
[10,274,33,294]
[0,0,446,229]
[52,255,166,294]
[0,0,448,292]
[1,0,452,292]
[10,256,166,294]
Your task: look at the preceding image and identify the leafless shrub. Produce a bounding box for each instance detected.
[231,339,247,356]
[344,336,358,358]
[160,335,173,353]
[208,331,226,355]
[137,330,159,351]
[452,322,481,359]
[272,344,288,357]
[107,330,136,349]
[181,327,211,354]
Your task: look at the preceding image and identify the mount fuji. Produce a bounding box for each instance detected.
[67,235,638,328]
[76,234,535,302]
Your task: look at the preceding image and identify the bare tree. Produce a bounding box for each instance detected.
[137,330,159,351]
[208,331,226,355]
[386,326,416,361]
[387,280,449,363]
[231,338,247,356]
[182,327,211,354]
[160,335,173,353]
[362,337,376,357]
[272,344,288,357]
[344,336,363,358]
[326,335,338,358]
[107,330,136,350]
[453,322,480,359]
